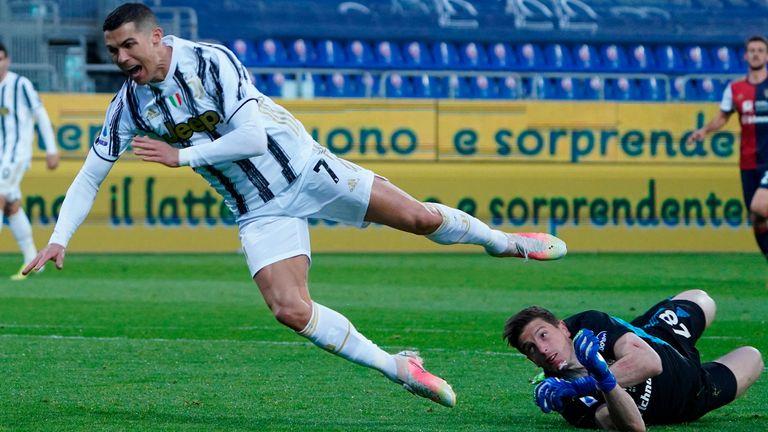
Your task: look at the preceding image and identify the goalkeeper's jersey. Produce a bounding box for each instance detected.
[554,310,703,427]
[95,35,314,216]
[0,71,56,167]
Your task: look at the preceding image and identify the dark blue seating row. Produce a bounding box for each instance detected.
[229,38,746,74]
[253,72,729,102]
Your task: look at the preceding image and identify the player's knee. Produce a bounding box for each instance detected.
[674,289,716,326]
[743,346,764,371]
[410,205,442,235]
[750,201,768,218]
[270,298,312,331]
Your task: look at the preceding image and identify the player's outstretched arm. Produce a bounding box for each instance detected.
[594,388,646,432]
[22,243,66,274]
[607,332,662,387]
[574,329,645,432]
[687,111,731,144]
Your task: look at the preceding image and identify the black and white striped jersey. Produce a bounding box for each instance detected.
[94,36,314,216]
[0,71,57,168]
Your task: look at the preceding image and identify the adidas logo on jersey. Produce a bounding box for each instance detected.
[162,110,221,143]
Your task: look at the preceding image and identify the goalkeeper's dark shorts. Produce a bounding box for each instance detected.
[631,298,738,421]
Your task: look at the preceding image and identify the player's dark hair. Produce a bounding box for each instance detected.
[503,306,560,352]
[0,42,7,57]
[103,3,158,32]
[746,35,768,49]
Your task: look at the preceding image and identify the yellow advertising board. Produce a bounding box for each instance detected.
[0,160,753,253]
[6,95,750,254]
[436,100,740,163]
[40,95,740,164]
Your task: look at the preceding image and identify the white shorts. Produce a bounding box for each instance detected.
[238,147,375,276]
[0,161,29,202]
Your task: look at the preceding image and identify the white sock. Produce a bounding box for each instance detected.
[298,302,398,381]
[8,209,37,264]
[425,203,507,253]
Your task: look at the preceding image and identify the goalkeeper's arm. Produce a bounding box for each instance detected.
[573,329,648,432]
[594,386,646,432]
[607,332,663,388]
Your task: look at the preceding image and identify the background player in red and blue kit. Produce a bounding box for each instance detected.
[690,36,768,261]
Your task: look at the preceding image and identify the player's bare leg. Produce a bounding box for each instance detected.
[365,176,566,260]
[673,289,716,328]
[712,346,764,398]
[254,255,455,407]
[750,188,768,261]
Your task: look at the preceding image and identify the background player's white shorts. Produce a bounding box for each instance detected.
[0,161,29,202]
[238,147,375,276]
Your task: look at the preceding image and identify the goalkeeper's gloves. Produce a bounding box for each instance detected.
[573,329,617,392]
[534,377,578,413]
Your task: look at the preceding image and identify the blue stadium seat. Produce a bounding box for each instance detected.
[470,75,498,99]
[310,73,327,97]
[432,41,461,70]
[532,76,558,99]
[384,73,413,97]
[412,74,445,98]
[517,43,545,70]
[543,43,573,70]
[349,72,380,97]
[375,41,404,68]
[445,75,472,98]
[600,44,629,72]
[689,78,722,101]
[573,44,600,71]
[315,39,347,67]
[285,38,315,67]
[346,40,375,68]
[711,46,739,72]
[683,45,712,72]
[488,42,516,70]
[459,42,490,70]
[605,77,641,101]
[627,44,656,72]
[498,76,521,99]
[555,76,582,99]
[323,73,355,97]
[638,77,667,101]
[737,46,747,69]
[261,72,287,97]
[256,38,288,66]
[228,38,258,67]
[582,76,604,100]
[656,45,684,73]
[403,41,433,69]
[670,77,689,101]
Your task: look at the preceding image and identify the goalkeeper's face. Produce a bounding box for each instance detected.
[105,21,166,85]
[518,318,575,373]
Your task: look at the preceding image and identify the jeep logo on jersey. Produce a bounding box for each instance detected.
[161,110,221,143]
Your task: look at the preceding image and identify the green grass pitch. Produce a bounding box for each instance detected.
[0,252,765,431]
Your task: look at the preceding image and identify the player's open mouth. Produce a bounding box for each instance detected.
[127,65,142,79]
[547,353,558,365]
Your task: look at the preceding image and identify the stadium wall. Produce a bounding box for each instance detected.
[0,94,751,253]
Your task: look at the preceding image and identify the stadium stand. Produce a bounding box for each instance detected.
[5,0,765,99]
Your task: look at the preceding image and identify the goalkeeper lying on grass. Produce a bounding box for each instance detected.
[503,290,763,431]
